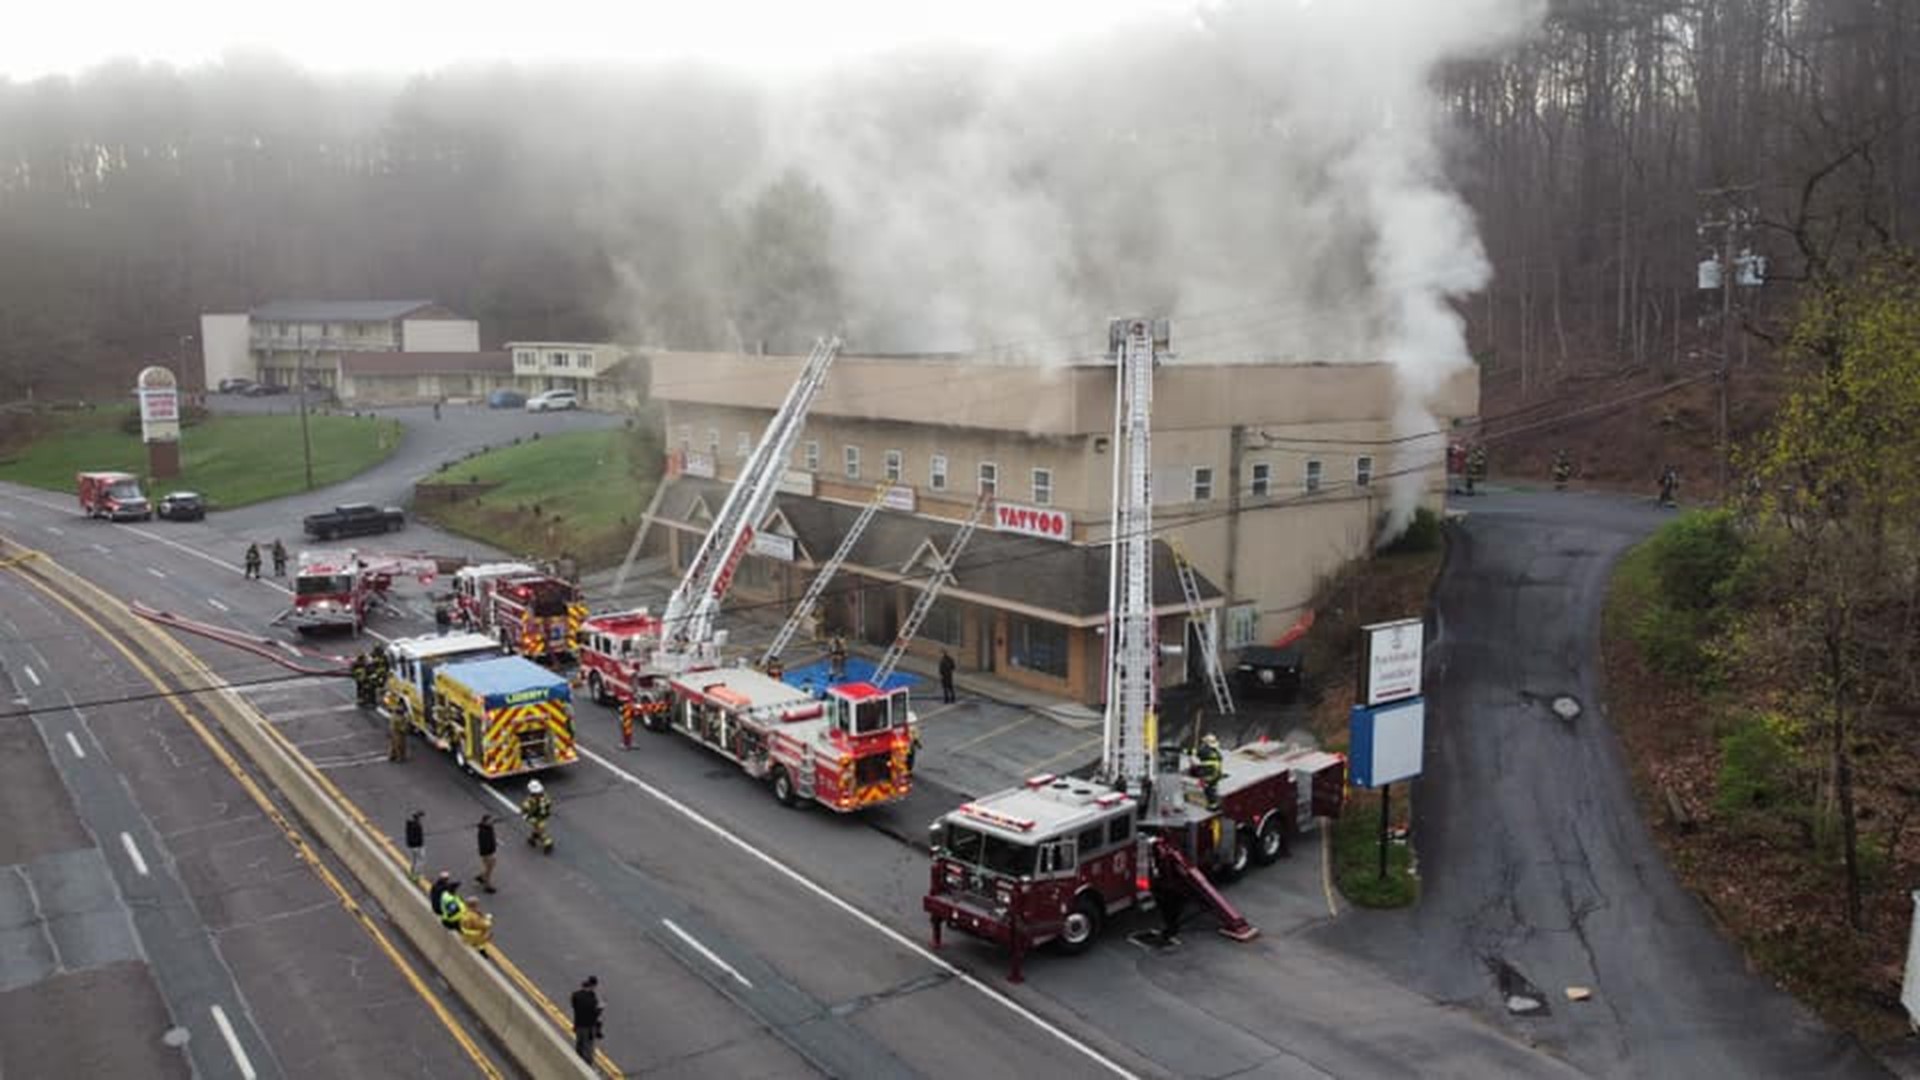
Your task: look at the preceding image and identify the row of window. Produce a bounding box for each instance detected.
[680,427,1372,503]
[513,349,594,369]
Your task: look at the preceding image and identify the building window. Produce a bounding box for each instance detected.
[930,454,948,491]
[551,351,569,368]
[978,462,997,497]
[678,425,692,451]
[844,445,861,480]
[515,350,535,369]
[1250,462,1270,497]
[1032,468,1053,506]
[707,429,720,458]
[1007,615,1069,678]
[805,440,821,472]
[1306,459,1323,493]
[736,432,752,459]
[923,598,963,646]
[1227,604,1259,649]
[1193,466,1214,502]
[885,449,903,483]
[1356,455,1374,488]
[577,351,593,368]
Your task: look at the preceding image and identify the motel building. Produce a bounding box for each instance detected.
[645,347,1477,705]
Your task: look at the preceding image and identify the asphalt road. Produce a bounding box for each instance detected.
[1316,488,1886,1078]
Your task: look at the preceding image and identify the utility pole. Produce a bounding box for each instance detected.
[295,331,316,491]
[1697,185,1760,502]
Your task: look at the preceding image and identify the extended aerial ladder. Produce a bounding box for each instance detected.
[1170,540,1235,715]
[762,482,892,669]
[653,337,842,675]
[872,490,994,684]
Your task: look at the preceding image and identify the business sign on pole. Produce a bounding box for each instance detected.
[136,365,181,443]
[1361,617,1424,706]
[994,502,1071,541]
[749,532,795,562]
[881,485,917,513]
[1348,698,1425,788]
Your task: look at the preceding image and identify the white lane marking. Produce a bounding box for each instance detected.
[207,598,230,612]
[23,665,40,687]
[663,917,754,989]
[575,743,1138,1078]
[312,753,391,770]
[92,544,110,554]
[269,703,359,721]
[210,1005,258,1080]
[120,833,150,876]
[44,526,64,536]
[146,567,167,579]
[65,732,86,759]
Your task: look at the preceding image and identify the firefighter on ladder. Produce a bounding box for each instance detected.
[522,780,555,853]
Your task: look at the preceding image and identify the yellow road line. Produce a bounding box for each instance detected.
[4,548,505,1079]
[21,545,624,1079]
[945,711,1036,754]
[1320,821,1340,918]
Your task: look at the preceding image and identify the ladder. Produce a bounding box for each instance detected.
[1170,540,1234,715]
[763,483,892,667]
[1102,319,1160,794]
[658,338,841,659]
[872,491,993,684]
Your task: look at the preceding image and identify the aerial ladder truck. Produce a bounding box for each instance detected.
[922,318,1347,981]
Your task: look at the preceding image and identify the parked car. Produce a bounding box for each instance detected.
[303,502,406,540]
[486,389,527,409]
[241,382,289,396]
[1234,644,1304,700]
[216,377,255,394]
[156,491,207,521]
[525,389,579,412]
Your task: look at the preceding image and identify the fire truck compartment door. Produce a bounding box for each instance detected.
[1310,761,1348,818]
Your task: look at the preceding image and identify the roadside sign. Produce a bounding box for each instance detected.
[1361,617,1424,706]
[1349,697,1425,788]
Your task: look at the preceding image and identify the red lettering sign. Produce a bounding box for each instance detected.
[994,503,1071,542]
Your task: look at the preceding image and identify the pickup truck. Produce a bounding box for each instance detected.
[303,502,405,540]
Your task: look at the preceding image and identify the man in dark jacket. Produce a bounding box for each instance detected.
[938,650,957,704]
[428,869,452,913]
[405,811,426,877]
[571,976,604,1063]
[476,814,498,893]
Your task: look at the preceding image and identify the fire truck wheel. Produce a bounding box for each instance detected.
[588,673,609,705]
[771,767,798,807]
[1252,816,1287,866]
[453,744,471,774]
[1225,826,1253,879]
[1055,894,1103,955]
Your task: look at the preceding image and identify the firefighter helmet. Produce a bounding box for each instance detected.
[1202,733,1221,748]
[527,780,544,796]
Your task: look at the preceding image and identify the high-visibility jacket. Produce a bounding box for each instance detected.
[1196,745,1223,783]
[439,891,465,930]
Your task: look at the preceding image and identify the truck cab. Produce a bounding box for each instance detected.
[381,632,506,726]
[450,562,537,630]
[578,608,662,705]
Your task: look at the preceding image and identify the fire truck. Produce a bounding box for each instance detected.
[660,667,916,810]
[451,563,586,662]
[381,634,578,778]
[380,632,506,731]
[285,549,437,634]
[577,608,662,706]
[450,562,537,627]
[922,319,1348,981]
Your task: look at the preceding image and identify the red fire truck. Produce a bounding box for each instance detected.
[287,549,436,634]
[488,572,588,662]
[577,608,663,706]
[659,667,917,811]
[450,562,537,628]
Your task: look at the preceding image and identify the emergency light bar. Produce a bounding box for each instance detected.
[1024,774,1058,788]
[958,804,1036,831]
[1095,792,1133,808]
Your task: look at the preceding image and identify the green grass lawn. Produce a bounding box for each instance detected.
[416,425,661,570]
[0,408,403,508]
[1333,786,1420,908]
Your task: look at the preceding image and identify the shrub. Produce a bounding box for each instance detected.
[1649,509,1745,611]
[1381,506,1443,555]
[1715,713,1796,815]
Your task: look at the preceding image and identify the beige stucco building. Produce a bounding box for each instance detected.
[645,349,1477,704]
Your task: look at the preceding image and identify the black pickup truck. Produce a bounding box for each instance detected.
[303,502,406,540]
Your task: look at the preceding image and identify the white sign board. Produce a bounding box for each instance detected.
[994,502,1071,541]
[1348,698,1425,788]
[1904,890,1920,1031]
[882,485,916,513]
[139,388,180,443]
[777,470,815,497]
[749,532,795,562]
[1362,617,1424,706]
[683,450,716,480]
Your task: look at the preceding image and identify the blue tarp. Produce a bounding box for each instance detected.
[780,657,920,698]
[440,655,570,706]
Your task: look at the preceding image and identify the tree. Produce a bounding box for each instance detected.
[1742,251,1920,929]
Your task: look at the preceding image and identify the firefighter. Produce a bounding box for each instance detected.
[243,542,262,579]
[1551,450,1573,490]
[765,655,784,682]
[458,899,494,955]
[1465,444,1489,496]
[1194,733,1224,810]
[829,635,849,682]
[270,539,288,577]
[438,881,467,931]
[435,605,453,635]
[388,707,409,762]
[352,653,376,708]
[522,779,555,853]
[369,646,391,695]
[1659,465,1679,507]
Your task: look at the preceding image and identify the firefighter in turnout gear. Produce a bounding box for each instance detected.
[829,635,849,681]
[1194,733,1224,810]
[243,543,262,579]
[1465,444,1489,496]
[270,539,288,577]
[1658,465,1679,507]
[1552,450,1573,490]
[352,653,377,708]
[522,780,555,853]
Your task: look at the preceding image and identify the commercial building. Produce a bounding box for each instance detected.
[645,348,1477,704]
[199,300,480,392]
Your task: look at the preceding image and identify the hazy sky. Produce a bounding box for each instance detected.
[1,0,1203,78]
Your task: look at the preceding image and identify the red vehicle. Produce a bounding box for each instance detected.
[77,471,151,521]
[925,741,1346,979]
[450,562,537,628]
[487,572,588,662]
[577,608,664,707]
[288,549,436,634]
[658,668,917,811]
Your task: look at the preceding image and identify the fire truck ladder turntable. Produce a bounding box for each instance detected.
[1170,539,1235,716]
[657,337,842,669]
[872,489,993,684]
[762,482,892,668]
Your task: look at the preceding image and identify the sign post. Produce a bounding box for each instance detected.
[1351,618,1427,879]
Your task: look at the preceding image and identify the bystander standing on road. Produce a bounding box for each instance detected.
[475,814,498,893]
[571,976,604,1064]
[405,811,426,877]
[938,650,957,704]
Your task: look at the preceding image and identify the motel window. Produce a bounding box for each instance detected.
[978,462,997,497]
[1306,459,1323,493]
[885,449,903,483]
[1356,455,1374,488]
[1032,468,1053,506]
[845,445,861,480]
[1007,615,1069,678]
[923,598,964,645]
[737,432,752,459]
[805,440,821,472]
[1250,462,1271,497]
[1192,466,1214,502]
[707,429,720,458]
[930,454,949,491]
[577,351,594,368]
[678,425,692,452]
